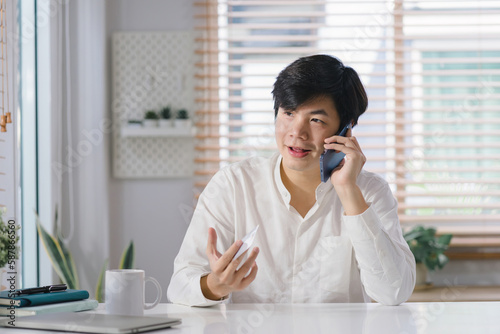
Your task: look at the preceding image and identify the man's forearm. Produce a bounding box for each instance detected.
[335,184,369,216]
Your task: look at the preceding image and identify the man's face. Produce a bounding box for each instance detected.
[275,96,341,176]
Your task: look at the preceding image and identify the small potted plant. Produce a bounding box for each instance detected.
[159,106,172,128]
[143,110,159,128]
[127,119,143,128]
[174,109,191,128]
[403,226,452,288]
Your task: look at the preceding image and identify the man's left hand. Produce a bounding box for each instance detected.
[323,128,369,215]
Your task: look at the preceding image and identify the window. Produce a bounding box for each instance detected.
[194,0,500,256]
[0,0,49,288]
[19,0,39,288]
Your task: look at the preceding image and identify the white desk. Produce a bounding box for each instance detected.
[3,302,500,334]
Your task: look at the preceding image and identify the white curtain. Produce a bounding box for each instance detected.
[48,0,110,294]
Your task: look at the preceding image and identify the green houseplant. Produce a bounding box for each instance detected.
[403,225,452,286]
[36,208,135,302]
[143,110,159,128]
[176,109,188,120]
[174,109,190,128]
[127,119,143,128]
[159,106,172,128]
[160,106,171,120]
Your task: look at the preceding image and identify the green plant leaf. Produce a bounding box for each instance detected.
[55,233,80,289]
[405,225,453,271]
[35,212,78,289]
[437,234,453,247]
[145,111,159,120]
[412,244,430,263]
[161,106,171,119]
[419,228,436,242]
[176,109,189,119]
[424,254,438,271]
[404,230,424,242]
[95,259,108,303]
[437,253,449,269]
[119,241,135,269]
[53,208,79,289]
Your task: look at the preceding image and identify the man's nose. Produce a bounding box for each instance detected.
[290,118,309,139]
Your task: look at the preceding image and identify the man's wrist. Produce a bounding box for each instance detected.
[335,184,369,216]
[200,274,227,301]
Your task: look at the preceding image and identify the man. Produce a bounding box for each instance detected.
[167,55,416,306]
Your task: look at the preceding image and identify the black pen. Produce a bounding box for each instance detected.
[15,284,68,295]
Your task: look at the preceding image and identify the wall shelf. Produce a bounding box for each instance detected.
[121,126,194,138]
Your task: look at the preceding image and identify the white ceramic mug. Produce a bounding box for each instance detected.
[105,269,162,316]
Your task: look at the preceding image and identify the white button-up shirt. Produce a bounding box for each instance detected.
[167,153,416,306]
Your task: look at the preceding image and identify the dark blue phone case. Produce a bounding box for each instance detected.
[320,123,351,183]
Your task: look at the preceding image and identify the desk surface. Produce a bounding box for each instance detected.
[3,302,500,334]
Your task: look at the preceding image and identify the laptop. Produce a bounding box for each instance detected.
[0,312,182,333]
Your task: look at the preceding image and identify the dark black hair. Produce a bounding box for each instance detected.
[272,54,368,132]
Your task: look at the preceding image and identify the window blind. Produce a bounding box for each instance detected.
[194,0,500,254]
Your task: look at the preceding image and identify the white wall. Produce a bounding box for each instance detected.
[105,0,196,303]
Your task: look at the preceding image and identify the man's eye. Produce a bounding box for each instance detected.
[311,118,324,124]
[284,111,293,116]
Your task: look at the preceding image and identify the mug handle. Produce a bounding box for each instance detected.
[144,276,162,310]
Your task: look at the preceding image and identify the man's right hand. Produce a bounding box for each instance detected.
[200,227,259,301]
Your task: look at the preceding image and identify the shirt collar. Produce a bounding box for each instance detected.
[274,154,291,207]
[274,154,334,207]
[315,179,333,204]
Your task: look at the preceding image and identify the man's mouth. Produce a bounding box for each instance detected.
[287,146,311,158]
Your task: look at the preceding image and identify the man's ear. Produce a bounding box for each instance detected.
[346,120,354,137]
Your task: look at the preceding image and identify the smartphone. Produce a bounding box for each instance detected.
[320,123,352,183]
[233,225,259,260]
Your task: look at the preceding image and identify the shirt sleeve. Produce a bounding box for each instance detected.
[167,169,236,307]
[341,179,416,306]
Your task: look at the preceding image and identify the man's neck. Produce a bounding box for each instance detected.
[280,162,321,196]
[280,162,321,217]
